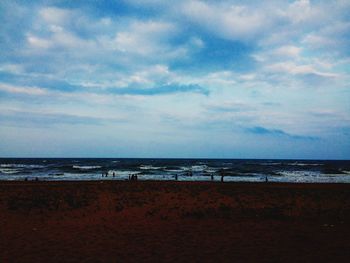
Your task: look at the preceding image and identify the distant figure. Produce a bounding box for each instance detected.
[35,177,39,181]
[265,176,268,183]
[24,177,28,181]
[188,171,192,177]
[211,174,214,181]
[105,172,108,177]
[102,173,104,178]
[175,174,178,181]
[135,174,138,181]
[131,174,134,181]
[220,169,225,182]
[113,172,115,177]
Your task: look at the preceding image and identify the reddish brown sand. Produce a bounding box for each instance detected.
[1,181,350,263]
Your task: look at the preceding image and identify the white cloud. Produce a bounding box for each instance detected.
[0,64,25,74]
[302,21,350,52]
[286,0,318,24]
[27,34,52,49]
[273,45,301,57]
[113,20,181,57]
[39,7,72,26]
[0,83,48,95]
[264,62,338,78]
[182,1,268,42]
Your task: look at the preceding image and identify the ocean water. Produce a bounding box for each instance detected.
[0,158,350,183]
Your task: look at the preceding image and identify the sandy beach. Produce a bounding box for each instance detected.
[1,181,350,262]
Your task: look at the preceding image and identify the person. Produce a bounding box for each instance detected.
[175,174,178,181]
[220,169,225,182]
[265,176,268,183]
[211,174,214,181]
[24,177,28,181]
[35,177,39,181]
[113,172,115,177]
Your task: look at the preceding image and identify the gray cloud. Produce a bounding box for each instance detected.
[108,83,209,96]
[245,126,318,140]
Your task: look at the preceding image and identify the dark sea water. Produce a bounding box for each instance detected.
[0,158,350,183]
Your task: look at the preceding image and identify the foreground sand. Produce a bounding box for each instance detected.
[1,181,350,262]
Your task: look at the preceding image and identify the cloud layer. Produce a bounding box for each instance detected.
[0,0,349,158]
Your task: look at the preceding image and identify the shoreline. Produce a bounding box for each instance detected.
[1,181,350,262]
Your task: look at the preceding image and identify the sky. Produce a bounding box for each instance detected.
[0,0,349,159]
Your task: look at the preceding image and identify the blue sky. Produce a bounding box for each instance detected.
[0,0,349,159]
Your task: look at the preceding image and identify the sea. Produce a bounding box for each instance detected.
[1,158,350,183]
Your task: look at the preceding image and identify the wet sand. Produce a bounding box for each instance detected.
[1,181,350,262]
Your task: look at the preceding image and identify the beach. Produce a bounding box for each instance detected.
[1,181,350,262]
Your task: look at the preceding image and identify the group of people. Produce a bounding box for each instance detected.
[99,170,228,182]
[24,177,39,181]
[129,174,138,181]
[101,171,139,181]
[101,172,116,178]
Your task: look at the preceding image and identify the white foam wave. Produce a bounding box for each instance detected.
[0,164,45,168]
[191,165,208,171]
[277,171,321,177]
[286,162,323,166]
[72,165,102,170]
[140,165,163,170]
[0,168,21,174]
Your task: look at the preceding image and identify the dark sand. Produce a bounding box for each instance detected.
[1,181,350,262]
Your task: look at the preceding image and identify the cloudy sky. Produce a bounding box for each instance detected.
[0,0,349,159]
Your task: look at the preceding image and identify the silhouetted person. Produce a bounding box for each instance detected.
[105,172,108,177]
[135,175,138,181]
[113,172,115,177]
[175,174,178,181]
[24,177,28,181]
[211,174,214,181]
[265,176,268,183]
[220,169,225,182]
[35,177,39,181]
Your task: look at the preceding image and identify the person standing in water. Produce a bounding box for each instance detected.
[220,169,225,182]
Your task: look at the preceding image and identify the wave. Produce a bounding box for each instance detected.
[0,164,45,168]
[0,168,21,174]
[286,162,324,166]
[72,165,102,170]
[140,165,163,170]
[276,171,321,177]
[259,162,323,167]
